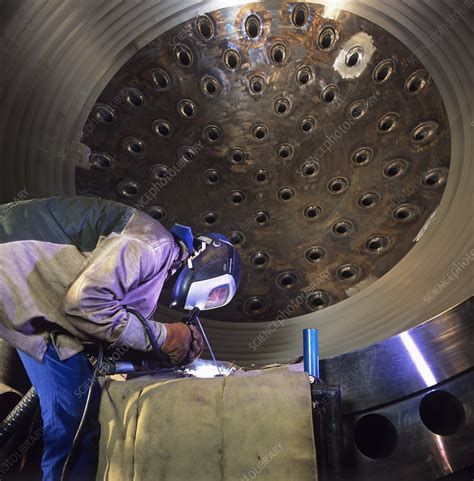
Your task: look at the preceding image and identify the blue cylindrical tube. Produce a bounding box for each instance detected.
[303,329,319,379]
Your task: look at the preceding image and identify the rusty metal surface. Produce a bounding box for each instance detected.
[76,2,451,322]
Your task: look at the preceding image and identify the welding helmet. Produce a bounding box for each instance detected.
[169,225,242,311]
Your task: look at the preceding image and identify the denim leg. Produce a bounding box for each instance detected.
[17,345,101,481]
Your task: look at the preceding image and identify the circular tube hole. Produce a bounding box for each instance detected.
[151,164,171,180]
[278,187,295,201]
[277,271,298,289]
[227,190,245,205]
[118,180,139,198]
[354,414,398,459]
[405,70,429,95]
[307,291,331,310]
[224,49,241,69]
[249,75,266,94]
[422,168,447,187]
[358,192,380,208]
[274,98,290,115]
[270,43,287,64]
[318,27,337,50]
[299,117,316,134]
[351,147,374,166]
[254,169,269,183]
[179,145,199,162]
[196,15,214,39]
[393,204,419,222]
[178,99,197,118]
[201,75,220,96]
[304,205,322,220]
[203,168,221,185]
[175,45,193,67]
[244,296,266,315]
[253,124,269,141]
[124,88,144,107]
[337,264,360,281]
[419,390,465,436]
[146,206,166,221]
[229,149,245,163]
[89,152,113,169]
[384,159,408,179]
[305,247,326,263]
[204,125,221,143]
[301,161,320,178]
[276,144,294,159]
[373,59,395,83]
[200,211,219,225]
[229,231,244,246]
[153,119,173,138]
[366,235,390,253]
[378,113,399,133]
[328,177,349,195]
[93,104,116,124]
[123,137,145,156]
[411,121,438,144]
[332,220,354,236]
[321,84,339,104]
[250,251,269,268]
[253,210,270,225]
[296,66,313,85]
[348,99,368,120]
[152,68,171,90]
[345,46,363,67]
[245,15,261,38]
[292,3,309,27]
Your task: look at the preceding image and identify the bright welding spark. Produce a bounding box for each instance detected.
[400,331,437,387]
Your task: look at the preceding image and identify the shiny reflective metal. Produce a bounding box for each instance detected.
[76,2,451,324]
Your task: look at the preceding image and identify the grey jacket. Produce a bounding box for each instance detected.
[0,197,187,361]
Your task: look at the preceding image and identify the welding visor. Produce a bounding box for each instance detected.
[170,233,242,311]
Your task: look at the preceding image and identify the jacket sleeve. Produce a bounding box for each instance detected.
[62,234,169,351]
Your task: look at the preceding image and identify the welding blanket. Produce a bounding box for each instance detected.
[96,367,317,481]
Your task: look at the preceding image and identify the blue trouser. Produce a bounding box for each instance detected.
[17,344,100,481]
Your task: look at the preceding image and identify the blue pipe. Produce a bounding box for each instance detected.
[303,328,319,379]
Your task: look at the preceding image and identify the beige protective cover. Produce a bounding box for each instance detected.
[96,367,317,481]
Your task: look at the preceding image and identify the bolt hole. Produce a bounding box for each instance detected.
[419,390,465,436]
[275,98,290,115]
[354,414,398,459]
[307,291,330,310]
[118,180,139,198]
[202,76,219,96]
[253,125,268,140]
[378,113,399,133]
[245,15,261,38]
[124,137,145,156]
[277,144,293,159]
[153,120,172,137]
[201,212,219,225]
[196,15,214,39]
[405,70,429,94]
[229,231,244,245]
[230,149,245,163]
[278,188,294,201]
[373,59,395,83]
[305,247,326,263]
[318,27,337,50]
[250,252,269,267]
[250,75,265,94]
[277,272,298,288]
[175,45,193,67]
[179,100,197,118]
[394,204,418,222]
[352,147,373,166]
[348,100,367,119]
[292,4,309,27]
[304,205,322,219]
[203,169,220,185]
[90,153,113,169]
[412,122,438,143]
[152,68,170,89]
[151,164,171,180]
[94,104,116,124]
[205,126,221,143]
[301,161,319,177]
[328,177,348,194]
[337,264,360,281]
[229,190,245,205]
[321,85,338,104]
[333,220,353,236]
[346,47,363,67]
[125,88,144,107]
[255,169,268,182]
[270,43,287,64]
[254,210,270,225]
[358,192,380,208]
[146,206,166,221]
[224,50,240,69]
[296,66,312,85]
[366,236,389,253]
[244,297,266,314]
[300,117,315,133]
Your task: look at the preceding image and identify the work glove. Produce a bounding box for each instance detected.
[185,325,205,364]
[160,323,205,366]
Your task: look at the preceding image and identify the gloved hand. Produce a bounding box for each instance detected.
[185,325,204,364]
[161,323,192,365]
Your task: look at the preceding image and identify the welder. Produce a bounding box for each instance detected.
[0,196,242,481]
